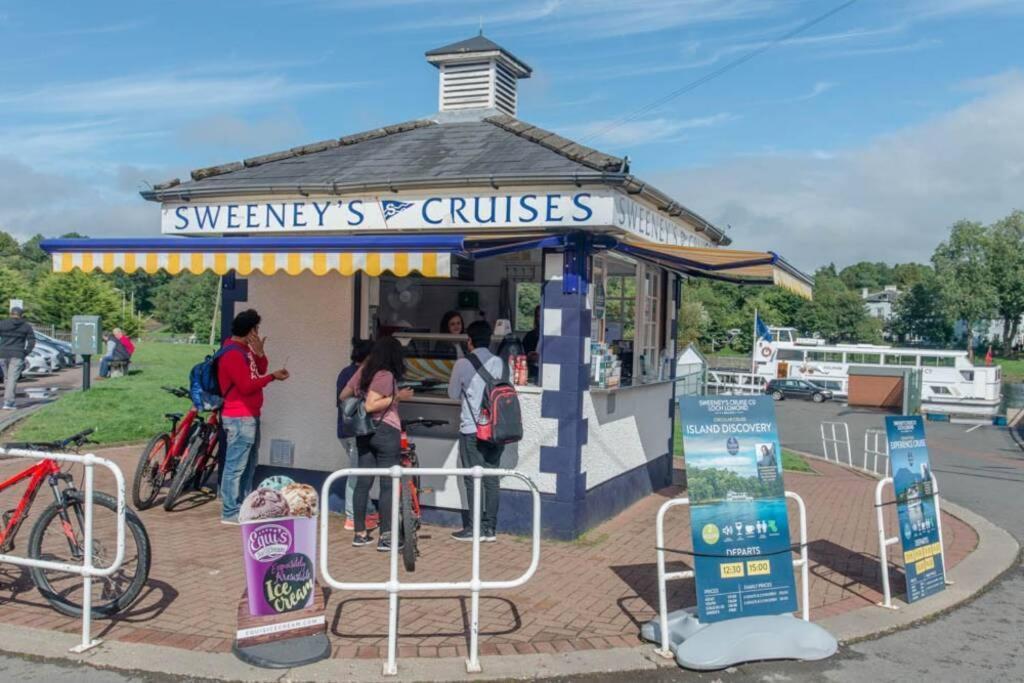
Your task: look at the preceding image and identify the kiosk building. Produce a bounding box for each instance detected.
[42,36,812,539]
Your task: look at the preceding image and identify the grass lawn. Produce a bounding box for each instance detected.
[11,342,211,446]
[996,357,1024,382]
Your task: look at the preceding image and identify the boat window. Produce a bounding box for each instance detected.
[960,370,974,381]
[885,354,918,366]
[930,386,952,395]
[807,351,843,362]
[920,356,956,368]
[848,352,881,364]
[777,349,804,361]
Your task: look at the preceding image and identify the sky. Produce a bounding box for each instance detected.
[1,0,1023,271]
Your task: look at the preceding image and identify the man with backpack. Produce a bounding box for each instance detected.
[448,320,521,542]
[0,306,35,410]
[216,309,289,524]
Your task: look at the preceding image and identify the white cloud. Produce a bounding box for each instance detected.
[0,74,348,116]
[651,71,1024,271]
[573,113,736,147]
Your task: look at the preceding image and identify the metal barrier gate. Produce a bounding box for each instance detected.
[874,473,952,609]
[863,428,891,477]
[653,491,810,658]
[0,447,127,652]
[819,421,852,466]
[319,465,541,676]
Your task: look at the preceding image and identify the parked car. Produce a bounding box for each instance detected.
[766,378,833,403]
[35,332,76,366]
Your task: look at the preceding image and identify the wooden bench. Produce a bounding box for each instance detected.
[108,360,131,378]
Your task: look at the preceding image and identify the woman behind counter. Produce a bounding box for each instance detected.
[436,311,467,359]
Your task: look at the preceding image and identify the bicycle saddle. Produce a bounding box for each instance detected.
[164,413,184,421]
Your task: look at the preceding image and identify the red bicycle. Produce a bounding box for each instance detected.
[1,429,151,617]
[397,417,447,572]
[131,386,220,511]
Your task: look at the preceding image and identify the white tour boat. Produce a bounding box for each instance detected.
[750,327,1003,417]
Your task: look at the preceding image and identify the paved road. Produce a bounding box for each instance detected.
[569,403,1024,683]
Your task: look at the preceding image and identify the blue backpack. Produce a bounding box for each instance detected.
[189,346,243,410]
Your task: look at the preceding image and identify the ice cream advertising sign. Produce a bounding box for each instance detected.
[241,517,317,617]
[884,416,945,602]
[679,396,798,623]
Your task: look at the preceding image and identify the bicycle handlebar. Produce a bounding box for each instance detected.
[162,386,190,398]
[4,428,97,452]
[401,418,449,429]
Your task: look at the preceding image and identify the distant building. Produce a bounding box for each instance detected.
[954,318,1024,349]
[862,285,901,322]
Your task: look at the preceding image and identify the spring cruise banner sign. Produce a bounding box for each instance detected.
[884,416,945,603]
[679,396,798,623]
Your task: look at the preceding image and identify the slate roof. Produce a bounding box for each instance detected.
[142,113,729,244]
[425,35,531,75]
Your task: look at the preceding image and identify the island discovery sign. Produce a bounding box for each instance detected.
[160,190,713,248]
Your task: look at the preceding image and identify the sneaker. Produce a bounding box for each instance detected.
[220,517,240,525]
[481,529,497,543]
[377,534,404,553]
[450,528,475,542]
[1,403,15,411]
[344,517,355,531]
[365,512,380,530]
[352,533,374,547]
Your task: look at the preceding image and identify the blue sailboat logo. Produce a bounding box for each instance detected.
[381,200,414,219]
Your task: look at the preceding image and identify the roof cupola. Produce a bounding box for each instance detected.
[425,33,532,116]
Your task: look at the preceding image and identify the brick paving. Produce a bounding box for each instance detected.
[0,446,976,659]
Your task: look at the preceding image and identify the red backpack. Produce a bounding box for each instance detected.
[464,354,523,445]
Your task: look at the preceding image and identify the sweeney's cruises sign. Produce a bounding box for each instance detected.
[160,190,713,248]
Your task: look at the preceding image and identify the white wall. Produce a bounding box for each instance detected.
[245,272,355,472]
[581,383,672,490]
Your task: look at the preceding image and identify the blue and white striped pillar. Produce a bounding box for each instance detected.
[536,235,592,538]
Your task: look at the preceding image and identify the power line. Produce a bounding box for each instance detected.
[582,0,860,145]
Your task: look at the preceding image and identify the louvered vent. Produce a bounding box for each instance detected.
[427,34,531,117]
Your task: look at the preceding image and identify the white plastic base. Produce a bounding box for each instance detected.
[70,639,102,653]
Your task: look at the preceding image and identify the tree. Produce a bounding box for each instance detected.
[152,273,219,338]
[32,271,141,336]
[0,266,30,306]
[985,211,1024,356]
[891,277,953,345]
[677,299,709,348]
[891,263,932,288]
[839,261,892,291]
[794,267,881,343]
[932,220,997,358]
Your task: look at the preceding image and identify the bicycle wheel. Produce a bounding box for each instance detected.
[401,484,417,572]
[163,431,204,511]
[28,490,151,618]
[131,433,170,510]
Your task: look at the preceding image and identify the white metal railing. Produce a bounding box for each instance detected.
[874,474,952,609]
[863,429,891,476]
[819,421,852,466]
[654,491,809,658]
[319,466,541,676]
[0,448,126,653]
[705,370,768,396]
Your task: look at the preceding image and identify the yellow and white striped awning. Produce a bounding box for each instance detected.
[51,250,450,278]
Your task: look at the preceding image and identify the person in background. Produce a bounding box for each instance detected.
[0,307,35,410]
[437,311,467,359]
[99,328,134,378]
[521,305,541,383]
[448,320,505,542]
[337,340,379,532]
[344,336,413,551]
[217,309,290,524]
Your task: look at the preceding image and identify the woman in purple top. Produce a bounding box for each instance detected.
[342,336,413,551]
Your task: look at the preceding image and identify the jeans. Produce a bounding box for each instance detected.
[221,417,260,520]
[339,437,376,519]
[99,355,113,378]
[3,358,23,407]
[353,424,400,534]
[458,433,504,533]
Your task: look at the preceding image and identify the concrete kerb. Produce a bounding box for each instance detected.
[0,449,1016,681]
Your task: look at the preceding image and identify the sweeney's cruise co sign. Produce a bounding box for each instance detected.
[160,190,713,248]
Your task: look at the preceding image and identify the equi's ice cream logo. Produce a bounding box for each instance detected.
[247,524,292,562]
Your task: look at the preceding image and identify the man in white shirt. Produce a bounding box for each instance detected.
[448,320,505,542]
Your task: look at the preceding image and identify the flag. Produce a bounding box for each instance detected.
[755,313,775,363]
